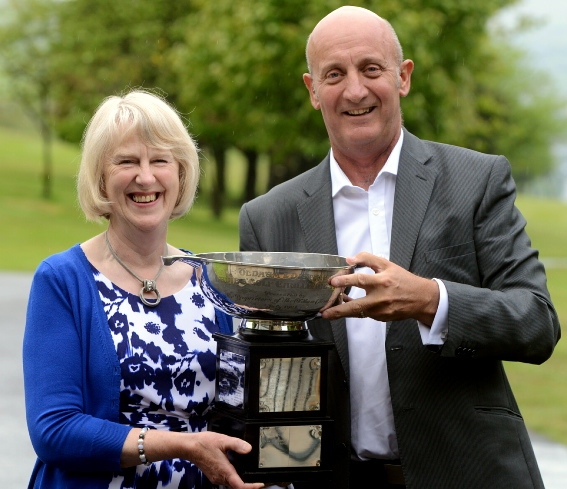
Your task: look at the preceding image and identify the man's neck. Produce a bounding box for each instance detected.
[332,129,402,190]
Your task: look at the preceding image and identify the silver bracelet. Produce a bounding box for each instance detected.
[137,427,151,466]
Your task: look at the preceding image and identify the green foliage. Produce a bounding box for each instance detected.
[171,0,329,158]
[388,0,566,186]
[0,126,240,269]
[173,0,566,185]
[1,0,566,200]
[165,0,566,192]
[0,0,58,128]
[47,0,196,142]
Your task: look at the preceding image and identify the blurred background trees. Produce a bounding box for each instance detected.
[1,0,565,216]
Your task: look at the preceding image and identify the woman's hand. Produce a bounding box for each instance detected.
[185,431,265,489]
[122,429,265,489]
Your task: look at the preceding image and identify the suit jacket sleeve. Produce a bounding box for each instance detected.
[391,135,560,364]
[436,155,559,362]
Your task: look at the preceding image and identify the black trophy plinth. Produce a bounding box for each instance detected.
[209,331,334,484]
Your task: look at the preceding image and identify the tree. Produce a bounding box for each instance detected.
[48,0,197,143]
[0,0,62,199]
[390,0,566,185]
[4,0,564,210]
[170,0,566,202]
[170,0,336,214]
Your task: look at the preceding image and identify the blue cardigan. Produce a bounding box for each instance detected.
[23,244,233,488]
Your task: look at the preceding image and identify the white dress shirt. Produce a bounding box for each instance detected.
[331,130,448,460]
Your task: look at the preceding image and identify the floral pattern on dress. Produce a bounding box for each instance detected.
[93,267,219,489]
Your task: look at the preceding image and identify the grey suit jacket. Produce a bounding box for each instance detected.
[239,129,560,489]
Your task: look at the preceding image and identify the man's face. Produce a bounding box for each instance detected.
[303,13,413,161]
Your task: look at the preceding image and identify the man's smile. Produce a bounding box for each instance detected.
[345,107,375,116]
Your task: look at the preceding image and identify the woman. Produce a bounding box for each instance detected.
[23,90,265,489]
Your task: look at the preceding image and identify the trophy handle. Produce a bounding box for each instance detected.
[162,254,204,268]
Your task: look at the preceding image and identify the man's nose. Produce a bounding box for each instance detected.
[343,72,368,102]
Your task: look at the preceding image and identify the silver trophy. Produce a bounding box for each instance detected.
[163,251,354,484]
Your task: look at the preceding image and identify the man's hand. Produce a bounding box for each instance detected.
[321,251,439,326]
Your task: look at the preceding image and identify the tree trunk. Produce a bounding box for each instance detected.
[211,146,226,219]
[242,148,258,203]
[267,152,316,190]
[40,115,53,200]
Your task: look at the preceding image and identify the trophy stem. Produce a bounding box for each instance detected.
[239,319,309,340]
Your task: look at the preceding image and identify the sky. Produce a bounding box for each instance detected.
[494,0,567,199]
[495,0,567,97]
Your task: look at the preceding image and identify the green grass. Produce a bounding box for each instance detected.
[505,196,567,442]
[1,126,567,444]
[0,127,243,269]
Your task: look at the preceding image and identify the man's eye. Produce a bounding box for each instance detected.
[366,66,383,75]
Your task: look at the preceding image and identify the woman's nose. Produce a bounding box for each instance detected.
[136,162,156,186]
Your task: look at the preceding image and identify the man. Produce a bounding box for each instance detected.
[239,6,560,489]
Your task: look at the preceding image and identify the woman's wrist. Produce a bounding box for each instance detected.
[137,427,152,465]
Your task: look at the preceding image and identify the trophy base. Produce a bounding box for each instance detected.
[209,410,334,484]
[210,332,335,484]
[239,319,309,340]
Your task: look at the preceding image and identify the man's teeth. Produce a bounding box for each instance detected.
[132,194,157,203]
[348,108,371,115]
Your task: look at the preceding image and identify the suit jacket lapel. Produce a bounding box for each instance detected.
[297,155,350,378]
[297,155,338,256]
[390,130,437,270]
[298,133,437,271]
[387,130,437,338]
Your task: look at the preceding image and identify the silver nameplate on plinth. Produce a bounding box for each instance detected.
[259,425,322,468]
[259,357,321,412]
[218,349,246,408]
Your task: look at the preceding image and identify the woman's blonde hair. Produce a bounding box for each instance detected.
[77,89,199,222]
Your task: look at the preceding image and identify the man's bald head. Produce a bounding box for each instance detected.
[305,6,403,74]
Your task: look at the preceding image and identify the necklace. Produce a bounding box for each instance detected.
[105,231,167,307]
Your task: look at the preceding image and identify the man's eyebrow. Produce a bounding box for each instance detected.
[319,61,343,74]
[358,56,388,67]
[319,56,388,73]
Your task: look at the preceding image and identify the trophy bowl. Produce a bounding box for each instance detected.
[162,251,354,322]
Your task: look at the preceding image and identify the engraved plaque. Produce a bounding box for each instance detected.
[259,357,321,412]
[218,349,246,408]
[259,425,322,468]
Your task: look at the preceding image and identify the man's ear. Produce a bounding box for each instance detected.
[398,59,414,98]
[303,73,321,110]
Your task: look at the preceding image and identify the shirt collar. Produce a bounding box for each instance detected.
[330,129,404,197]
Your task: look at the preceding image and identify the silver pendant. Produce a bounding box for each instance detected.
[139,281,161,307]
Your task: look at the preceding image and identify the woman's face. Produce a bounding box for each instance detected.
[103,131,180,233]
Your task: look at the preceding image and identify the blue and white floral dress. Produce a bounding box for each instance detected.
[93,265,221,489]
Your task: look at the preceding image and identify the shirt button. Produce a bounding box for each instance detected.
[372,208,381,216]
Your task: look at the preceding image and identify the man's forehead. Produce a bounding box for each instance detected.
[310,33,392,71]
[318,51,388,72]
[308,13,393,65]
